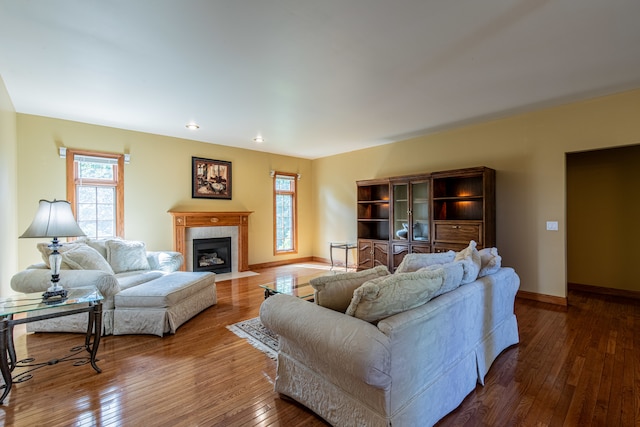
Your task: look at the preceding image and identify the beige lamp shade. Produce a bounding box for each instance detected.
[20,199,86,239]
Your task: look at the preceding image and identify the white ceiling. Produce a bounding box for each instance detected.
[1,1,640,159]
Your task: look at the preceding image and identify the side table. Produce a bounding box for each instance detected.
[0,287,103,404]
[329,242,357,271]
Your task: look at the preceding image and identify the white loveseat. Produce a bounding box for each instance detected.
[11,238,217,336]
[260,242,519,426]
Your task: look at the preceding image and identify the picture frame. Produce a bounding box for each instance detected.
[192,157,232,199]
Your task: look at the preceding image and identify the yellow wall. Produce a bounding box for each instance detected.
[7,84,640,300]
[16,115,314,271]
[567,145,640,291]
[313,89,640,299]
[0,76,18,296]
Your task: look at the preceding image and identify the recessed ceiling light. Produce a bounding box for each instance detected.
[186,123,200,130]
[253,136,264,143]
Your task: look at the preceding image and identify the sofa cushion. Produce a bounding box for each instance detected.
[106,239,151,273]
[421,261,464,297]
[114,272,215,308]
[395,251,456,274]
[454,240,481,284]
[61,244,115,274]
[116,270,165,290]
[345,269,445,322]
[80,237,115,259]
[478,247,502,277]
[310,265,390,312]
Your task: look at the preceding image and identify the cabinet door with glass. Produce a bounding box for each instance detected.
[410,179,430,243]
[392,176,430,244]
[392,182,410,241]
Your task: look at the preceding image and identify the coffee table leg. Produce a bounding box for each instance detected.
[89,302,102,374]
[6,318,16,371]
[330,243,335,270]
[0,318,13,404]
[85,306,94,350]
[345,246,349,271]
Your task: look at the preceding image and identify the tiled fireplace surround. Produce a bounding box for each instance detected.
[169,211,252,272]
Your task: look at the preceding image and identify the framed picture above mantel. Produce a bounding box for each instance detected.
[192,157,232,199]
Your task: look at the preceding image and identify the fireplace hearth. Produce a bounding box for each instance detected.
[193,237,231,274]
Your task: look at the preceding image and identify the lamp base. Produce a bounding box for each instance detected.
[43,289,68,299]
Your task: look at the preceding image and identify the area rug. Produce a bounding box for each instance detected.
[227,317,278,360]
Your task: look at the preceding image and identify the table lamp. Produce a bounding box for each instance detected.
[20,199,86,299]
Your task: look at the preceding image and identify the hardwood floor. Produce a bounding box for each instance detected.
[1,263,639,426]
[439,290,640,427]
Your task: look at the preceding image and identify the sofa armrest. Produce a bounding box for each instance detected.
[11,268,121,297]
[260,294,392,388]
[26,263,48,270]
[146,251,183,273]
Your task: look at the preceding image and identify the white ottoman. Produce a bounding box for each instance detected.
[113,271,216,336]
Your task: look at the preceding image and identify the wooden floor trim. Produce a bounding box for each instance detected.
[517,289,567,306]
[248,256,314,270]
[568,282,640,300]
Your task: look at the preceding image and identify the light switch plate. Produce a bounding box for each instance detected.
[546,221,558,231]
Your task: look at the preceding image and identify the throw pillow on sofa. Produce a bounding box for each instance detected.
[37,241,85,269]
[148,251,184,272]
[106,239,151,273]
[79,236,122,259]
[345,268,445,322]
[61,244,115,274]
[478,247,502,277]
[454,240,482,284]
[394,251,456,274]
[421,261,464,297]
[310,265,390,312]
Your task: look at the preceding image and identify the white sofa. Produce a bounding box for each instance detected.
[260,243,519,427]
[11,238,217,336]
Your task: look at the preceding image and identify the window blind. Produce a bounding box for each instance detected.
[74,155,118,165]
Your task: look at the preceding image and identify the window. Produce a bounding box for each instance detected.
[274,172,297,254]
[66,149,124,239]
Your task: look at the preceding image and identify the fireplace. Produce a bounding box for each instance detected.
[193,237,232,274]
[169,211,252,272]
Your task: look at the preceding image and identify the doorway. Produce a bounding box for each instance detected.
[566,144,640,295]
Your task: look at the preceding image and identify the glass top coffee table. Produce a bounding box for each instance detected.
[0,287,103,404]
[260,271,336,301]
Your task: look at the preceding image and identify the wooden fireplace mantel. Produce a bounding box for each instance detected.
[168,211,253,272]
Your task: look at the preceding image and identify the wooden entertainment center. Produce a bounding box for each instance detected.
[356,166,495,271]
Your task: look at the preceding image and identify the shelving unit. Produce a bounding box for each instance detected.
[356,167,495,270]
[431,167,495,252]
[356,179,390,269]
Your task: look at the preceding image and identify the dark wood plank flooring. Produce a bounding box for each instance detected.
[1,263,638,426]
